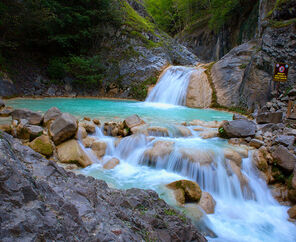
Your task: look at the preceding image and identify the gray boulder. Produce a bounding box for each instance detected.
[220,120,257,138]
[12,109,43,125]
[256,112,283,124]
[233,114,248,120]
[273,135,295,147]
[49,113,78,145]
[271,145,296,172]
[43,107,62,125]
[124,114,145,129]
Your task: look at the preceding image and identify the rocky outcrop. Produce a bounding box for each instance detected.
[49,113,78,145]
[211,40,258,107]
[186,68,212,108]
[0,132,206,241]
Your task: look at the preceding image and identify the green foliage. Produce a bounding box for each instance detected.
[47,58,67,80]
[164,209,177,216]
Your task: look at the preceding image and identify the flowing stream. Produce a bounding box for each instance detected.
[5,68,296,241]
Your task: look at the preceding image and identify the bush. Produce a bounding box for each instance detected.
[47,58,66,80]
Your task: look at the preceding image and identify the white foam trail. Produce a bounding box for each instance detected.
[146,66,196,105]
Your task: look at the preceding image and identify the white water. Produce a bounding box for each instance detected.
[80,124,296,241]
[145,66,196,105]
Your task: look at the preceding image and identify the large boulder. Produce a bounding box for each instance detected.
[256,112,283,124]
[57,139,92,167]
[29,135,54,157]
[124,114,145,129]
[271,145,296,172]
[167,180,202,204]
[103,158,120,170]
[43,107,62,125]
[49,113,78,145]
[220,119,256,138]
[198,192,216,214]
[12,109,43,125]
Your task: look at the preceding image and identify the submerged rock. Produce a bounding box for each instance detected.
[179,148,214,166]
[144,140,174,165]
[103,158,120,170]
[167,180,202,205]
[147,126,169,136]
[57,139,92,167]
[224,148,242,167]
[176,126,192,137]
[0,132,205,241]
[49,113,78,145]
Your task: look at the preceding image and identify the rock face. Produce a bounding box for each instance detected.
[49,113,78,145]
[186,69,212,108]
[220,120,256,138]
[211,40,258,107]
[12,109,43,125]
[167,180,202,205]
[57,139,92,167]
[0,132,205,241]
[271,145,296,172]
[43,107,62,125]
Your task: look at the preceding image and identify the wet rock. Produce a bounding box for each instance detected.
[12,108,43,125]
[0,98,5,108]
[43,107,62,125]
[49,113,78,145]
[124,114,145,129]
[0,107,13,117]
[81,121,96,134]
[57,139,92,167]
[147,126,169,136]
[190,120,223,128]
[249,139,265,148]
[220,119,256,138]
[271,145,296,172]
[288,205,296,219]
[224,148,242,167]
[179,148,214,166]
[252,149,268,172]
[167,180,202,204]
[29,135,53,157]
[292,167,296,190]
[75,126,87,140]
[93,118,101,125]
[82,136,95,148]
[288,189,296,203]
[256,112,283,124]
[176,126,192,137]
[199,130,217,139]
[104,122,124,137]
[144,141,174,165]
[103,158,120,170]
[91,140,107,159]
[227,161,248,187]
[273,135,295,148]
[198,192,216,214]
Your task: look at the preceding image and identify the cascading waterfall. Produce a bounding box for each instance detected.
[80,124,296,242]
[145,66,196,105]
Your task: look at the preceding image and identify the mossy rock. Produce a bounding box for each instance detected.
[167,179,202,204]
[29,135,54,157]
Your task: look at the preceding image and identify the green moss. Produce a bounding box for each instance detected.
[239,63,248,69]
[164,209,177,216]
[269,18,296,28]
[130,73,159,100]
[31,138,53,157]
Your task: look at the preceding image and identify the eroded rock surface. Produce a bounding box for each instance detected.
[0,132,206,242]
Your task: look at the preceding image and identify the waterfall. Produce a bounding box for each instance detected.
[81,124,296,241]
[145,66,197,105]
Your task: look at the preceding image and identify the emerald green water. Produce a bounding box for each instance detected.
[5,98,233,123]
